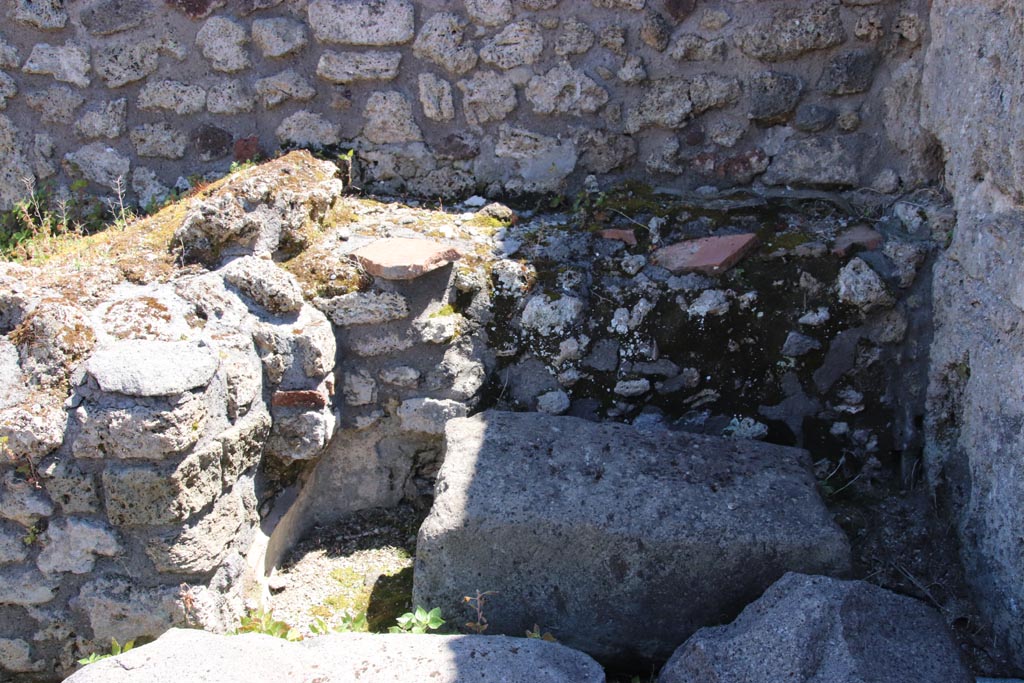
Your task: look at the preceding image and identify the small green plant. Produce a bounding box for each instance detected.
[77,638,134,666]
[229,158,259,175]
[309,610,368,635]
[525,624,557,642]
[388,606,445,634]
[233,608,301,641]
[463,590,497,634]
[21,524,40,546]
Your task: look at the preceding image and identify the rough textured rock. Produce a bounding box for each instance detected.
[196,17,251,73]
[480,21,545,70]
[22,43,91,88]
[308,0,415,46]
[65,630,606,682]
[275,110,340,148]
[131,123,188,159]
[173,151,343,266]
[457,70,517,126]
[76,98,127,139]
[418,73,455,122]
[415,412,851,663]
[748,71,803,123]
[317,51,402,83]
[763,136,861,188]
[413,12,478,75]
[658,573,972,683]
[252,17,308,58]
[255,70,316,108]
[922,0,1024,668]
[735,2,846,62]
[138,80,207,115]
[86,340,219,396]
[221,256,305,314]
[0,115,34,211]
[93,40,159,88]
[526,63,608,115]
[36,517,120,575]
[314,291,409,326]
[362,91,421,144]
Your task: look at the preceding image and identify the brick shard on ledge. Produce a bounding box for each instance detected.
[652,233,759,275]
[352,237,463,280]
[271,390,327,409]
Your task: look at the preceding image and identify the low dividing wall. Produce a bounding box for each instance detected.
[0,0,933,209]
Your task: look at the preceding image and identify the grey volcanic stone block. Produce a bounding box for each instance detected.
[658,573,973,683]
[86,340,219,397]
[65,629,605,682]
[414,411,850,664]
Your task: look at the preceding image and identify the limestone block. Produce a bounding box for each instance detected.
[255,70,316,108]
[251,305,335,387]
[362,91,421,144]
[22,43,91,88]
[94,41,159,88]
[131,167,170,209]
[87,340,219,397]
[26,85,85,124]
[465,0,512,26]
[735,2,846,62]
[397,397,468,434]
[307,0,415,46]
[0,471,54,525]
[265,405,335,461]
[219,406,271,485]
[138,80,207,115]
[526,63,608,115]
[0,115,34,211]
[221,256,305,314]
[252,17,308,58]
[819,49,879,96]
[837,257,895,313]
[555,19,594,57]
[313,291,409,326]
[0,38,19,69]
[41,459,100,515]
[76,99,127,139]
[206,79,255,114]
[415,412,851,663]
[196,17,250,72]
[480,21,544,70]
[748,71,803,123]
[275,111,340,148]
[0,565,59,605]
[13,0,67,29]
[668,34,727,62]
[412,13,478,75]
[145,483,250,573]
[102,441,223,526]
[0,522,29,564]
[72,392,209,461]
[131,123,188,159]
[73,578,185,643]
[36,517,120,575]
[316,51,402,83]
[418,73,455,122]
[762,136,861,188]
[0,638,44,672]
[457,71,517,126]
[80,0,150,35]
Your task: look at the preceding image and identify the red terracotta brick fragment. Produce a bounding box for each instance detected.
[352,238,463,280]
[272,390,327,409]
[652,233,759,275]
[831,225,884,256]
[598,229,638,246]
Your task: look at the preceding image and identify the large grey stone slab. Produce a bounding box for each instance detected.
[658,573,973,683]
[414,411,850,664]
[64,629,605,682]
[86,340,219,397]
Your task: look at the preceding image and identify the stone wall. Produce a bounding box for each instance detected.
[922,0,1024,671]
[0,0,933,210]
